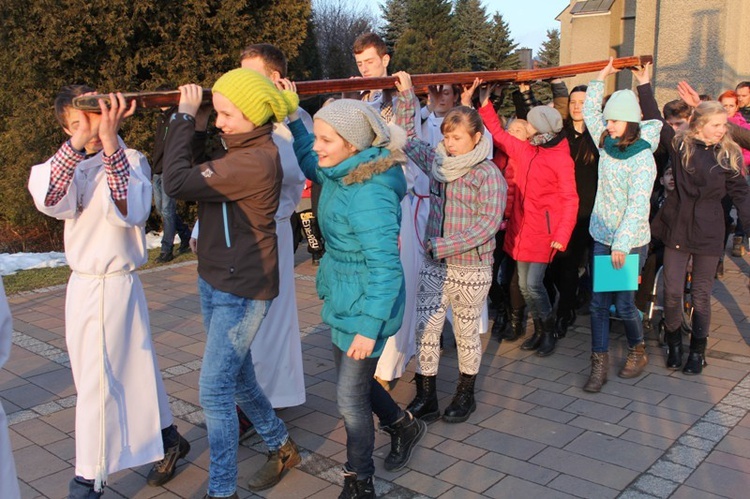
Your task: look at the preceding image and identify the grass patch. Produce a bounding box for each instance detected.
[3,247,196,295]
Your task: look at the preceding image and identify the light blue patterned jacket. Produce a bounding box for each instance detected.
[583,80,662,254]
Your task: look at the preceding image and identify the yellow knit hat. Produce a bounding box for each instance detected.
[212,68,299,126]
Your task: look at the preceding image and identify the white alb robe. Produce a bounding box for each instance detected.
[251,116,309,407]
[0,278,21,499]
[364,93,421,381]
[28,143,172,480]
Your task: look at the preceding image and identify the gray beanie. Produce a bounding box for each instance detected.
[527,106,563,135]
[314,99,391,151]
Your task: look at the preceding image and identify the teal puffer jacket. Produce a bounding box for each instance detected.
[290,119,407,357]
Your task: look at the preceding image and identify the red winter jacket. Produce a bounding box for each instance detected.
[479,103,579,263]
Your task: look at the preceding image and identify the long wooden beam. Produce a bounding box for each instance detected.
[71,55,652,111]
[295,56,652,95]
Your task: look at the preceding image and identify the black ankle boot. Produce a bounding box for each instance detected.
[536,316,558,357]
[380,410,426,471]
[407,373,440,423]
[501,307,526,341]
[683,336,707,375]
[491,305,509,338]
[555,309,576,339]
[442,373,477,423]
[520,317,543,350]
[339,468,375,499]
[665,328,684,369]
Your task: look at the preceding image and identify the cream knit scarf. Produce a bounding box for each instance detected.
[432,136,492,183]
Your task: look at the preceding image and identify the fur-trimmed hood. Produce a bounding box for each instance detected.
[343,151,403,185]
[322,145,407,201]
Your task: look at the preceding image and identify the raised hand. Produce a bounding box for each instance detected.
[99,92,136,156]
[630,62,652,85]
[677,80,701,108]
[276,78,297,94]
[177,84,204,118]
[460,79,480,107]
[393,71,413,93]
[276,78,300,122]
[68,92,98,152]
[478,80,498,108]
[596,56,620,81]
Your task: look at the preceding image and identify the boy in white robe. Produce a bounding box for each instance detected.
[28,86,189,498]
[0,277,21,499]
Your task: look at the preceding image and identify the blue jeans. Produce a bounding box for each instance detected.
[197,277,288,497]
[332,345,401,480]
[153,174,190,254]
[590,243,647,352]
[516,261,552,320]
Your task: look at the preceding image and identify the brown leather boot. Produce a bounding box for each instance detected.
[247,437,301,491]
[618,343,648,379]
[732,235,746,257]
[583,352,609,393]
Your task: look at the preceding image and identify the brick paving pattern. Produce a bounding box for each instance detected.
[3,249,750,498]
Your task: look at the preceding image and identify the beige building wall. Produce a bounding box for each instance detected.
[558,0,750,107]
[557,0,630,93]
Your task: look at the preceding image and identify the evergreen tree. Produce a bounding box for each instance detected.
[0,0,311,250]
[380,0,408,56]
[488,12,520,70]
[393,0,457,73]
[537,28,560,68]
[313,0,376,79]
[289,13,323,81]
[453,0,493,71]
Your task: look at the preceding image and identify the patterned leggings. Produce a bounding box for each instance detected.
[415,259,493,376]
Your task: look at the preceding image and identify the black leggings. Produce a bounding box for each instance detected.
[546,218,592,317]
[662,247,719,339]
[488,230,525,311]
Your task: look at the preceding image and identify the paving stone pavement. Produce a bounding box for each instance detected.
[3,249,750,498]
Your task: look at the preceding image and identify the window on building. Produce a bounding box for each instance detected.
[570,0,615,15]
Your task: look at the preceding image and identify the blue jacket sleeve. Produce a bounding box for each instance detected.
[289,118,324,184]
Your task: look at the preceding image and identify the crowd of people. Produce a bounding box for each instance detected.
[1,31,750,499]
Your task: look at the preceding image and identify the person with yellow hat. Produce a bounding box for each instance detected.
[162,68,300,499]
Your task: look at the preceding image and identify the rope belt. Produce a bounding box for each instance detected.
[73,269,132,492]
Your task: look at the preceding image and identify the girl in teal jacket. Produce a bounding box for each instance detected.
[582,59,661,393]
[285,93,426,497]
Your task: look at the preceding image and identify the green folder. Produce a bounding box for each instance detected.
[593,254,640,292]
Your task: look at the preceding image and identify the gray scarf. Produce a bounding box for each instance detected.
[432,136,492,183]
